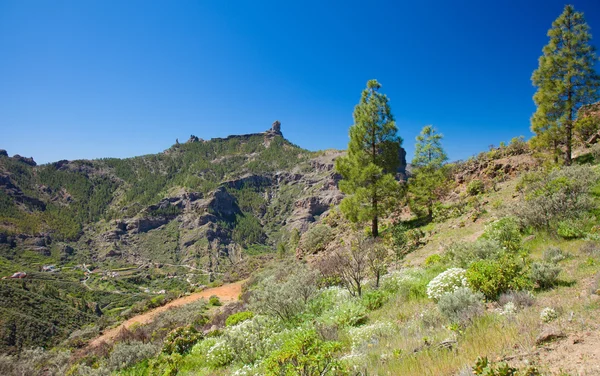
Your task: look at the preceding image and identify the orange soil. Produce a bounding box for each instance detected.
[88,281,243,348]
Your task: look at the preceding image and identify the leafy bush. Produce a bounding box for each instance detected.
[162,325,203,355]
[529,262,561,289]
[108,341,160,370]
[514,165,599,229]
[445,239,505,268]
[390,224,426,259]
[208,295,221,306]
[200,338,236,368]
[225,311,254,327]
[426,268,468,301]
[263,329,344,376]
[437,287,484,324]
[542,247,568,264]
[424,254,442,266]
[250,266,318,322]
[556,219,586,239]
[482,217,522,252]
[297,224,334,254]
[467,179,485,196]
[380,268,437,301]
[466,255,529,300]
[318,299,367,327]
[361,289,386,310]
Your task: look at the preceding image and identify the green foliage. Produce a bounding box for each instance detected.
[225,311,254,327]
[529,262,561,289]
[445,239,506,269]
[482,217,522,252]
[556,219,586,239]
[437,287,484,324]
[263,329,344,376]
[298,224,334,255]
[108,341,160,371]
[335,79,403,237]
[390,223,425,260]
[574,115,600,144]
[467,179,485,196]
[232,213,266,248]
[361,289,386,310]
[409,126,451,219]
[514,165,599,229]
[424,254,442,266]
[542,247,568,263]
[162,326,203,355]
[531,4,600,164]
[466,255,530,300]
[208,295,221,306]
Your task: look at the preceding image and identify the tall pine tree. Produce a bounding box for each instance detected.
[531,4,599,164]
[408,126,450,219]
[335,80,403,237]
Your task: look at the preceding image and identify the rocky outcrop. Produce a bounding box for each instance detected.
[0,150,7,157]
[266,120,282,136]
[0,173,46,210]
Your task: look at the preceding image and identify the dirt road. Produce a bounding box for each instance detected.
[89,281,244,347]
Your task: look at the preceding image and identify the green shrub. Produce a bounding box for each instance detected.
[514,165,599,229]
[472,356,541,376]
[467,179,485,196]
[297,224,334,254]
[542,247,568,264]
[482,217,522,252]
[108,341,160,370]
[424,254,442,266]
[318,299,367,327]
[225,311,254,327]
[362,289,386,310]
[263,329,344,376]
[445,239,505,268]
[162,325,203,355]
[529,262,561,289]
[556,219,586,239]
[208,295,221,306]
[466,255,529,300]
[437,287,484,324]
[221,315,281,364]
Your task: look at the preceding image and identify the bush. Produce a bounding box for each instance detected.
[362,289,386,310]
[108,341,160,370]
[318,299,367,327]
[540,307,558,323]
[424,254,442,266]
[297,224,334,254]
[263,329,344,376]
[445,239,505,268]
[514,165,599,229]
[466,255,529,300]
[348,322,395,353]
[426,268,468,301]
[225,311,254,327]
[482,217,521,252]
[497,290,535,309]
[437,287,484,324]
[529,262,561,289]
[467,179,485,196]
[162,325,203,355]
[208,295,221,306]
[250,265,318,322]
[220,315,282,364]
[556,219,586,239]
[542,247,568,264]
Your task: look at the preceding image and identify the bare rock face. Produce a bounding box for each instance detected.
[266,120,282,136]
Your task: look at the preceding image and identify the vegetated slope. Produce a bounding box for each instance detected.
[0,123,386,354]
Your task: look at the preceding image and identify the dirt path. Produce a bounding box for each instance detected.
[89,281,244,347]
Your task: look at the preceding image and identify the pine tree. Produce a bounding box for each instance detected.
[531,4,599,164]
[335,80,403,237]
[408,126,450,219]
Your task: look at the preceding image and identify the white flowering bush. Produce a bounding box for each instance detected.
[221,315,282,364]
[193,337,235,368]
[232,362,263,376]
[348,322,395,353]
[499,302,517,316]
[540,307,558,323]
[427,268,468,301]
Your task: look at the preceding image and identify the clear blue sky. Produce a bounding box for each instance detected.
[1,0,600,164]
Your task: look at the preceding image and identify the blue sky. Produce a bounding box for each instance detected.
[1,0,599,164]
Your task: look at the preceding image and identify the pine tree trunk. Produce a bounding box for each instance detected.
[566,91,573,165]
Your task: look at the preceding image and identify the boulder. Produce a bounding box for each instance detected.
[536,327,565,345]
[12,154,36,166]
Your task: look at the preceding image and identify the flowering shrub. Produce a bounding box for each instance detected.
[540,307,558,323]
[499,302,517,316]
[427,268,468,301]
[221,315,281,364]
[204,339,235,368]
[348,322,395,353]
